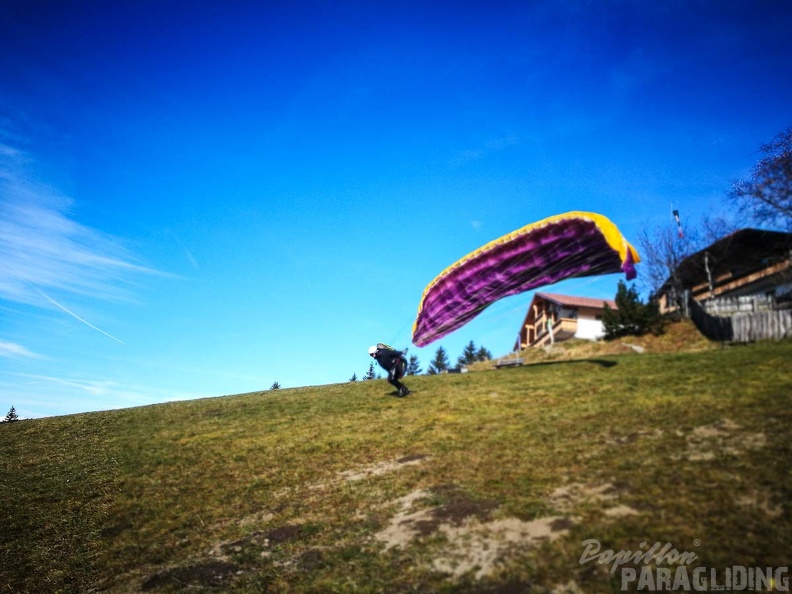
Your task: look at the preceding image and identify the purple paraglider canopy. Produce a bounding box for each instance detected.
[411,211,640,347]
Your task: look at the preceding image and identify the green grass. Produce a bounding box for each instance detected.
[2,332,791,593]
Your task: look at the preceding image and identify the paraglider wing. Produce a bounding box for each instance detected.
[411,211,640,347]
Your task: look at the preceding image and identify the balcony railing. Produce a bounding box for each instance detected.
[528,317,577,347]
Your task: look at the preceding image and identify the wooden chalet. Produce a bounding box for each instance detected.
[657,228,792,314]
[514,292,617,350]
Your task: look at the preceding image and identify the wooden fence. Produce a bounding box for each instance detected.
[702,294,778,315]
[689,296,792,342]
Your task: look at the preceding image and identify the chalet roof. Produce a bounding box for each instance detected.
[660,228,792,291]
[536,292,617,310]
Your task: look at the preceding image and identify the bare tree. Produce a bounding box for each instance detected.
[730,126,792,231]
[637,223,699,299]
[700,214,737,244]
[636,214,736,303]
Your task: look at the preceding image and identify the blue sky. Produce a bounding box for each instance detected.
[2,0,791,418]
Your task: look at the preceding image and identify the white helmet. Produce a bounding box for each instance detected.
[368,345,377,356]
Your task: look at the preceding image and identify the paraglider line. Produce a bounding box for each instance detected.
[389,319,411,348]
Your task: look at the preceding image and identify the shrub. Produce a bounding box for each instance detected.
[602,281,665,339]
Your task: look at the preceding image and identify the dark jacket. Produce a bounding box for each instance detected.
[373,344,406,372]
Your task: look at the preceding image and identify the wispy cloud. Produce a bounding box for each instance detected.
[0,144,163,316]
[0,339,41,359]
[0,371,208,417]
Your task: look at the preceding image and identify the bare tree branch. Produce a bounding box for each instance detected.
[729,126,792,231]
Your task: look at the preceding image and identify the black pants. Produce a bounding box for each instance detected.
[387,358,407,391]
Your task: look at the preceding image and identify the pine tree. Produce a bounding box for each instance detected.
[363,362,377,380]
[3,406,19,423]
[602,281,664,339]
[406,355,422,375]
[457,341,478,366]
[349,372,358,382]
[270,382,281,390]
[427,346,450,374]
[475,346,492,361]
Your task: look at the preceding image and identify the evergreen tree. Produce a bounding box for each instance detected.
[427,346,450,374]
[475,346,492,361]
[363,361,377,380]
[349,372,358,382]
[457,341,478,366]
[270,382,281,390]
[602,281,665,339]
[406,355,422,375]
[3,406,18,423]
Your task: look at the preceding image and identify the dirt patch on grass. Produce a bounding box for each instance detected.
[603,504,640,518]
[373,486,496,550]
[374,485,571,579]
[605,428,665,445]
[339,454,430,482]
[296,548,325,571]
[548,481,637,517]
[372,482,632,578]
[194,521,310,583]
[291,454,430,494]
[676,418,767,462]
[237,510,275,528]
[144,523,312,591]
[432,516,572,579]
[208,523,305,556]
[548,483,612,511]
[397,453,429,464]
[217,531,268,556]
[375,490,437,550]
[266,523,305,544]
[736,489,783,519]
[373,486,496,547]
[141,561,240,591]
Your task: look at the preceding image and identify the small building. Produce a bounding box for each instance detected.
[657,228,792,314]
[514,292,617,350]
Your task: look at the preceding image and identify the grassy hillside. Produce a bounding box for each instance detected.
[2,325,791,593]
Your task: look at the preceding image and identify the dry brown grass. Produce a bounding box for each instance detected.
[470,319,717,371]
